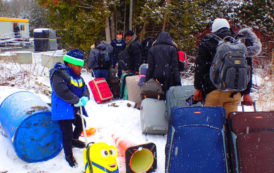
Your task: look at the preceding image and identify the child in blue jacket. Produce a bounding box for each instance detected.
[50,49,89,167]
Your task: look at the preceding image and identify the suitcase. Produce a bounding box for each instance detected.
[140,98,168,135]
[88,78,113,103]
[126,75,142,108]
[120,73,133,99]
[228,107,274,173]
[165,106,228,173]
[166,85,202,120]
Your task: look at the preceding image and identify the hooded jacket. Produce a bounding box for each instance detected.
[237,28,262,95]
[146,32,181,92]
[88,42,113,70]
[50,63,89,120]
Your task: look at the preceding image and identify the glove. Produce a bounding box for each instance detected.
[80,96,89,106]
[74,100,83,107]
[242,94,253,106]
[193,89,203,101]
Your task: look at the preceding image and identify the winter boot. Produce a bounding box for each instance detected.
[72,139,86,148]
[65,154,77,167]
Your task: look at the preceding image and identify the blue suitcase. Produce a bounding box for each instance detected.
[165,106,228,173]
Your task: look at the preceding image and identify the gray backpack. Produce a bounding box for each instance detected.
[210,36,250,91]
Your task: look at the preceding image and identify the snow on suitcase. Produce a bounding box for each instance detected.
[140,98,168,135]
[88,78,113,103]
[165,106,228,173]
[166,85,202,120]
[126,75,142,108]
[228,110,274,173]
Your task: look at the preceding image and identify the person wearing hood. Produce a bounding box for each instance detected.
[49,49,90,167]
[88,40,113,80]
[145,31,181,92]
[237,27,262,105]
[193,18,251,117]
[124,30,142,74]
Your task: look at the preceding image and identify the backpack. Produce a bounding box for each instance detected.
[178,51,187,71]
[98,49,111,69]
[209,35,250,91]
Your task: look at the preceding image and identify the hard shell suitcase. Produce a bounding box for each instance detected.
[165,106,228,173]
[228,111,274,173]
[88,78,113,103]
[166,85,202,120]
[126,75,142,108]
[140,98,168,135]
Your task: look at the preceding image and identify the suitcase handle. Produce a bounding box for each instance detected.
[241,101,256,112]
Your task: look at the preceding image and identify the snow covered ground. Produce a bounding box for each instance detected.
[0,51,272,173]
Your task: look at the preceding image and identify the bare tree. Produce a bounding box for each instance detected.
[129,0,133,30]
[162,0,170,31]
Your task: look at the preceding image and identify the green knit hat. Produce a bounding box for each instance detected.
[63,49,84,67]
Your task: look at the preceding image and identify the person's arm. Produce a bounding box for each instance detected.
[146,49,154,81]
[87,50,97,69]
[170,47,181,85]
[241,57,253,105]
[51,71,79,104]
[194,38,212,90]
[130,42,142,72]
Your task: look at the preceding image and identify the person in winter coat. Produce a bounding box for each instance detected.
[50,49,90,167]
[193,18,250,117]
[88,40,113,80]
[111,31,126,77]
[145,32,181,92]
[237,27,262,105]
[124,30,142,74]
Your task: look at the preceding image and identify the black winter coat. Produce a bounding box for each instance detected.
[127,36,142,72]
[194,27,252,97]
[146,32,181,92]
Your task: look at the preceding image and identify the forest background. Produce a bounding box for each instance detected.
[0,0,273,67]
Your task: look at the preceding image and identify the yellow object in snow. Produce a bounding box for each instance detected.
[84,142,119,173]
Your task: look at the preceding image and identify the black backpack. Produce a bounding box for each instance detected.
[209,35,250,91]
[98,49,111,69]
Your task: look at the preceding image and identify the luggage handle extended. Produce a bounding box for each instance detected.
[241,101,256,112]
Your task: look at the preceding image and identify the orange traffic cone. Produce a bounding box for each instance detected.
[112,134,157,173]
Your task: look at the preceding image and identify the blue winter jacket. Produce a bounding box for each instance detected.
[50,63,89,121]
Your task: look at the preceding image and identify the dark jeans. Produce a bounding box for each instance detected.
[94,69,109,80]
[58,114,83,156]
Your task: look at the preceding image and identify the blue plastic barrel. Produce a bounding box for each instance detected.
[0,91,62,162]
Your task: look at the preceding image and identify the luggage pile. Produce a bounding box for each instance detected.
[86,68,273,173]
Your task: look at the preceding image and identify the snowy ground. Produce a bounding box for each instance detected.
[0,51,272,173]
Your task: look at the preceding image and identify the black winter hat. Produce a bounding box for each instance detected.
[124,30,134,37]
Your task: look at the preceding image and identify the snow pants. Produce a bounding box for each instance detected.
[204,89,241,118]
[58,114,83,156]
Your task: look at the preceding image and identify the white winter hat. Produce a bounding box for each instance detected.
[211,18,230,33]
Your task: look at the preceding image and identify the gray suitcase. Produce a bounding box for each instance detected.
[166,85,202,120]
[140,98,168,134]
